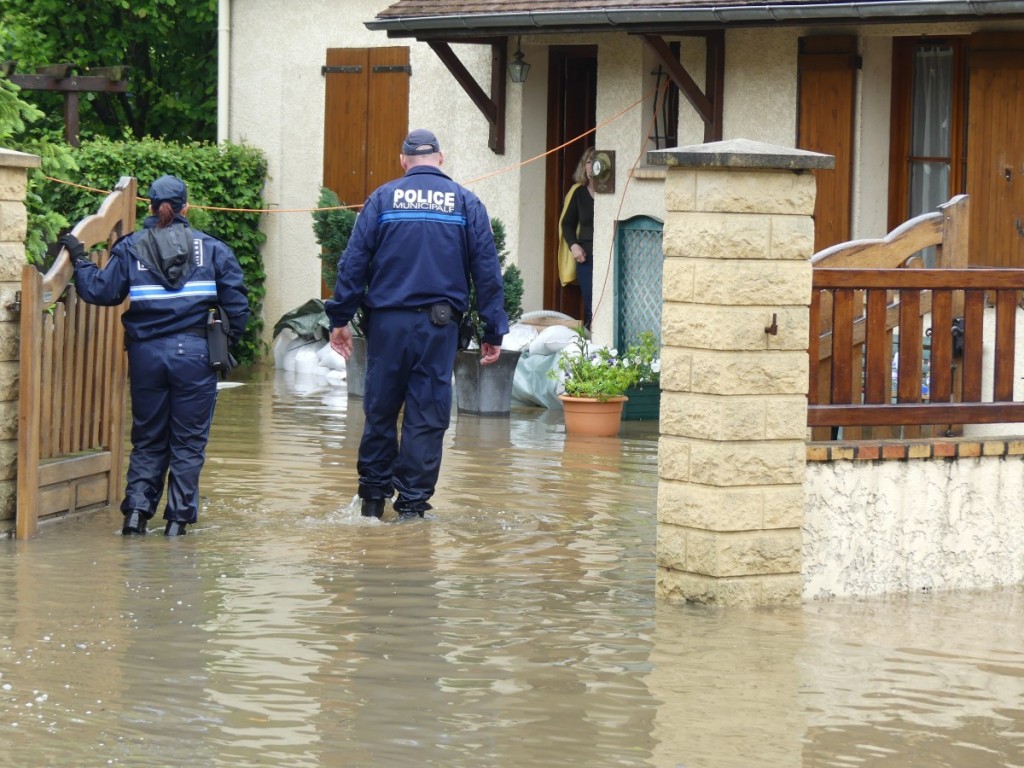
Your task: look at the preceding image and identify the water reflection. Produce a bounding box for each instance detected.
[1,368,1022,766]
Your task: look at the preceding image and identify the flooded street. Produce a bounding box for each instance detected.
[2,367,1024,767]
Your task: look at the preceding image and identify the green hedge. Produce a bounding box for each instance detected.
[40,137,269,364]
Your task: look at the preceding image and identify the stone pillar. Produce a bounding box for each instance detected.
[0,149,42,528]
[647,139,834,606]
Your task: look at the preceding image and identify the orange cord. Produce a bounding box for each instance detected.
[41,87,656,216]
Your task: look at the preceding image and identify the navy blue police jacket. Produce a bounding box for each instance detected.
[73,214,250,344]
[324,165,508,346]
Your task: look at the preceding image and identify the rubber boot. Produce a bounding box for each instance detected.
[361,498,385,518]
[164,521,188,536]
[122,510,148,536]
[393,498,432,519]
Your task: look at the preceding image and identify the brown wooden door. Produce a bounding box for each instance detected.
[797,36,857,253]
[544,46,597,320]
[322,47,409,215]
[966,47,1024,268]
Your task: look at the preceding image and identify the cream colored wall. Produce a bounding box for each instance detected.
[228,0,391,347]
[852,36,893,240]
[228,7,1024,351]
[516,40,549,315]
[579,31,803,346]
[408,41,568,326]
[228,1,535,347]
[593,35,651,345]
[724,29,798,147]
[227,10,806,351]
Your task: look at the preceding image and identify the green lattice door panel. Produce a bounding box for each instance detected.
[615,215,664,349]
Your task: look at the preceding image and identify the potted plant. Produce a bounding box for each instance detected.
[454,218,526,416]
[313,186,366,395]
[621,331,661,421]
[548,328,644,436]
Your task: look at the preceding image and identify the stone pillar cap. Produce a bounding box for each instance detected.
[648,138,835,171]
[0,147,42,169]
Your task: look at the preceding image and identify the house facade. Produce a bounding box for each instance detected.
[224,1,1024,348]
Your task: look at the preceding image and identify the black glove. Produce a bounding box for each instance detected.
[60,233,88,266]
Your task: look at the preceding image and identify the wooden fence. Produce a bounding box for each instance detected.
[809,194,1024,437]
[16,177,135,538]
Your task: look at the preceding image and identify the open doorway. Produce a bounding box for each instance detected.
[544,46,597,321]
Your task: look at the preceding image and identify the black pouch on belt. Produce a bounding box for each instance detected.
[206,306,237,377]
[428,302,453,327]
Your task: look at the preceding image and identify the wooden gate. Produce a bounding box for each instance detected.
[16,176,135,538]
[810,193,1024,437]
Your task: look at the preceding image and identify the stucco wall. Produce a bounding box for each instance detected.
[227,6,1024,352]
[724,29,798,147]
[227,8,811,350]
[805,452,1024,599]
[228,0,534,347]
[228,0,384,347]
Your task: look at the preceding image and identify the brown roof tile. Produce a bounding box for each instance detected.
[371,0,1020,33]
[377,0,780,16]
[374,0,952,19]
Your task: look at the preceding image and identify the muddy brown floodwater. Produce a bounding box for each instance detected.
[1,368,1023,767]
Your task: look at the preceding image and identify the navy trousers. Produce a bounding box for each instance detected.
[358,309,458,511]
[576,241,594,330]
[121,333,218,524]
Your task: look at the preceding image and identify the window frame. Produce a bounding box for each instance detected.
[888,36,968,232]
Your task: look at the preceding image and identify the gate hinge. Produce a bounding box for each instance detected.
[372,65,412,75]
[321,65,363,75]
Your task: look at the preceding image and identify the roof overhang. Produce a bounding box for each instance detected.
[366,1,1024,38]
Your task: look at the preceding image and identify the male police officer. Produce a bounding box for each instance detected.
[326,129,507,520]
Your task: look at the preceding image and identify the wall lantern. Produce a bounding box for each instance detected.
[508,37,530,83]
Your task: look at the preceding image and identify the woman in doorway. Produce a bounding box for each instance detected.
[560,146,597,331]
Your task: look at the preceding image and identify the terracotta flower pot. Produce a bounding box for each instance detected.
[558,394,628,437]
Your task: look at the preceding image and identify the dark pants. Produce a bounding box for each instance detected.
[121,333,218,524]
[358,309,458,512]
[577,240,594,330]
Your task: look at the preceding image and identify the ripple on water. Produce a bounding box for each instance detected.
[3,372,1024,766]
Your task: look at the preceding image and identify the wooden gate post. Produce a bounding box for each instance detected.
[0,149,42,535]
[647,139,833,606]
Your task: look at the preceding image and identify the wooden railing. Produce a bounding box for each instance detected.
[16,177,135,538]
[809,194,1024,436]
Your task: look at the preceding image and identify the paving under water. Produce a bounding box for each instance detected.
[1,368,1022,767]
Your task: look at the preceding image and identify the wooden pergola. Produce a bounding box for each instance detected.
[3,61,129,146]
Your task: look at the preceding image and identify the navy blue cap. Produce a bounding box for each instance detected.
[401,129,440,156]
[147,175,188,211]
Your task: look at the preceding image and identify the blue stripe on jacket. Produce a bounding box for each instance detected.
[380,211,467,225]
[130,280,219,302]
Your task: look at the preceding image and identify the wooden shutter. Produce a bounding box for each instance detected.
[322,47,409,212]
[798,36,857,253]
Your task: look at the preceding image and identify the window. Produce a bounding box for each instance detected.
[644,41,680,152]
[889,38,966,233]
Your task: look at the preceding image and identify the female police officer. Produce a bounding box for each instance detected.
[61,175,249,536]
